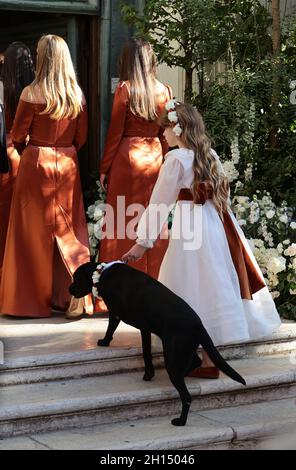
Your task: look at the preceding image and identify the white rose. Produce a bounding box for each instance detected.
[284,243,296,257]
[88,223,94,237]
[267,256,286,274]
[87,204,95,218]
[94,203,105,221]
[266,210,275,219]
[94,221,102,240]
[168,111,178,123]
[283,239,290,245]
[173,123,182,137]
[290,222,296,230]
[165,99,176,111]
[289,289,296,295]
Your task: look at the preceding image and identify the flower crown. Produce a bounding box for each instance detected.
[165,99,182,137]
[91,262,107,298]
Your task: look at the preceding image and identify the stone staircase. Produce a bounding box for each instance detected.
[0,316,296,449]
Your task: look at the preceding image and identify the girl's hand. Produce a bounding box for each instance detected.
[122,244,147,263]
[100,173,107,192]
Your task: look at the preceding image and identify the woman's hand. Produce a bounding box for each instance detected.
[122,244,147,263]
[100,173,107,192]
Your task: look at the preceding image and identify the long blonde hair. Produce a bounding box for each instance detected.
[160,103,229,219]
[31,34,82,120]
[119,37,158,121]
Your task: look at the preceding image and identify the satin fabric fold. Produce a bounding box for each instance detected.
[0,100,93,317]
[178,184,265,300]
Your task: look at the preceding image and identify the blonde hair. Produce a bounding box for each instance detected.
[119,37,158,121]
[160,103,229,219]
[31,34,83,120]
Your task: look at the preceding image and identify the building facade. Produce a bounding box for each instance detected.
[0,0,142,183]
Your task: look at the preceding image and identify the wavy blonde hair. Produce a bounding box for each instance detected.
[31,34,82,120]
[160,103,229,219]
[119,37,158,121]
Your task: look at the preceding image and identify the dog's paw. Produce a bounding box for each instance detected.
[171,417,186,426]
[143,369,155,381]
[97,338,111,347]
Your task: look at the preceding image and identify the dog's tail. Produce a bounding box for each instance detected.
[198,326,246,386]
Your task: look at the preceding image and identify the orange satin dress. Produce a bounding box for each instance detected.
[0,106,20,284]
[97,81,171,311]
[0,94,93,317]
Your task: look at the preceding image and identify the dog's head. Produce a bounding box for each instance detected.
[69,262,97,298]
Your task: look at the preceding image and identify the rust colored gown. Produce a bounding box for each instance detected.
[0,82,20,283]
[97,81,171,311]
[0,89,93,317]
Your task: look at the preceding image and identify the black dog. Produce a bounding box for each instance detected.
[69,261,246,426]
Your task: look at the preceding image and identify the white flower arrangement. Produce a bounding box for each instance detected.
[165,99,182,137]
[86,180,106,259]
[231,187,295,309]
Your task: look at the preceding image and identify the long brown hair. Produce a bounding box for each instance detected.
[119,37,158,121]
[160,103,229,218]
[2,42,35,120]
[30,35,83,120]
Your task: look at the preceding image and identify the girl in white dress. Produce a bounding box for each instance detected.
[123,101,281,378]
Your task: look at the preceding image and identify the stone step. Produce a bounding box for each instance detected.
[1,396,296,450]
[1,320,296,386]
[1,354,296,438]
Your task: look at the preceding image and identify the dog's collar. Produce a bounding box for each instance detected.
[92,261,125,298]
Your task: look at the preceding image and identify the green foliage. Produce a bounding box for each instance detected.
[122,0,296,317]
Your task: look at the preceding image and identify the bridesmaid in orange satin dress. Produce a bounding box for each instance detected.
[97,38,171,311]
[0,42,35,283]
[0,35,93,318]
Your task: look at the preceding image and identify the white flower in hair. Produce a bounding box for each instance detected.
[168,111,178,123]
[92,286,99,298]
[165,99,177,111]
[173,123,182,137]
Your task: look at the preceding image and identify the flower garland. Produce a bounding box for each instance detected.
[91,262,107,298]
[165,99,182,137]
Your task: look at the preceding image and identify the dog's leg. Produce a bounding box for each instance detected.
[167,370,191,426]
[97,313,120,347]
[163,338,193,426]
[140,330,154,381]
